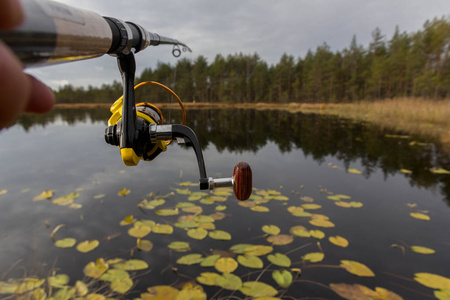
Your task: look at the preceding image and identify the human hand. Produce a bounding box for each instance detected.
[0,0,55,129]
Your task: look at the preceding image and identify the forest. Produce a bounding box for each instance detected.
[55,17,450,104]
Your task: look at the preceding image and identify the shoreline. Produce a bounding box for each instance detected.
[54,99,450,151]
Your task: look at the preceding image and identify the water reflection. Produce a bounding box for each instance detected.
[13,108,450,202]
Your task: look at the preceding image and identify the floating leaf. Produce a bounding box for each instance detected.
[168,241,190,252]
[198,222,215,230]
[335,201,352,208]
[151,224,173,235]
[410,212,430,221]
[137,239,153,252]
[200,254,221,267]
[400,169,412,174]
[272,195,289,201]
[330,283,403,300]
[177,254,204,265]
[55,238,77,248]
[348,168,362,174]
[214,257,238,273]
[155,208,179,216]
[139,199,165,209]
[175,220,199,229]
[329,236,349,248]
[301,204,322,210]
[272,270,293,288]
[215,205,227,211]
[309,230,325,239]
[251,205,270,212]
[33,190,54,201]
[327,194,351,201]
[349,201,363,208]
[430,168,450,174]
[267,253,291,267]
[207,195,227,202]
[175,188,192,195]
[411,245,435,254]
[182,206,203,214]
[244,245,273,256]
[179,181,198,187]
[209,230,232,240]
[75,280,88,297]
[0,189,7,196]
[309,218,335,228]
[290,226,311,238]
[230,244,254,254]
[239,281,278,298]
[340,260,375,277]
[195,215,215,223]
[210,212,226,221]
[48,274,69,288]
[52,194,77,206]
[187,228,208,240]
[414,273,450,290]
[0,278,45,294]
[100,269,129,282]
[177,283,206,300]
[287,206,304,214]
[128,225,151,238]
[435,289,450,300]
[197,272,220,286]
[83,259,108,279]
[111,276,133,294]
[120,215,136,226]
[93,194,105,199]
[303,252,324,263]
[267,234,294,245]
[118,188,130,196]
[53,287,76,299]
[77,240,99,253]
[141,285,179,300]
[215,273,243,291]
[262,225,281,235]
[113,259,148,271]
[237,254,263,269]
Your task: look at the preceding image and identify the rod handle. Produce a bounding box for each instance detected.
[233,162,252,201]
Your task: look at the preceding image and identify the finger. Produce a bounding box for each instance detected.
[26,75,55,114]
[0,41,30,129]
[0,0,24,29]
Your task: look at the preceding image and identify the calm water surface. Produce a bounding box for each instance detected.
[0,108,449,299]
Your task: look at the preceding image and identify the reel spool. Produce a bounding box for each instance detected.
[104,53,252,200]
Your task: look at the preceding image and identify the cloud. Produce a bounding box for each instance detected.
[24,0,449,89]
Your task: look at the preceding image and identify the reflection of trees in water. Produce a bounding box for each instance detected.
[13,108,450,202]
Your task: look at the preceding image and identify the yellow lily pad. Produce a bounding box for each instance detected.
[410,212,430,220]
[209,230,231,240]
[151,224,173,235]
[267,253,291,267]
[196,272,221,286]
[168,241,190,252]
[309,218,335,228]
[329,236,349,248]
[128,225,151,238]
[214,257,238,273]
[340,260,375,277]
[215,273,243,291]
[76,240,99,253]
[303,252,324,263]
[177,254,204,265]
[250,205,270,212]
[239,281,278,298]
[414,273,450,290]
[33,190,54,201]
[267,234,294,245]
[187,228,208,240]
[262,225,281,235]
[272,270,293,288]
[237,254,264,269]
[348,168,362,174]
[137,239,154,252]
[83,259,108,279]
[141,285,179,300]
[118,188,130,196]
[55,238,77,248]
[111,276,133,294]
[244,245,273,256]
[113,259,148,271]
[309,229,325,239]
[411,245,435,254]
[177,283,206,300]
[301,204,322,210]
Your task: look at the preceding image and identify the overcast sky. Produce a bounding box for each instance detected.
[25,0,449,90]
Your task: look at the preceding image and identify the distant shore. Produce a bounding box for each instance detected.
[54,99,450,151]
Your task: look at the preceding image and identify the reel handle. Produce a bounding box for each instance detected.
[208,162,252,201]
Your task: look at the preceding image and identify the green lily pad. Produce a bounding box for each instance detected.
[200,254,221,267]
[54,238,77,248]
[196,272,221,286]
[209,230,232,240]
[239,281,278,297]
[76,240,99,253]
[168,241,190,252]
[111,277,133,294]
[177,254,204,265]
[187,228,208,240]
[113,259,148,271]
[272,270,293,288]
[267,253,291,267]
[237,254,263,269]
[215,273,243,291]
[262,225,281,235]
[214,257,238,273]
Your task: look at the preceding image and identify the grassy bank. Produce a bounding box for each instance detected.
[55,98,450,151]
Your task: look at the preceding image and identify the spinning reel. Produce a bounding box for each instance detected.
[104,53,252,200]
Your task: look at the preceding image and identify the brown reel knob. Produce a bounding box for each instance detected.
[233,162,252,201]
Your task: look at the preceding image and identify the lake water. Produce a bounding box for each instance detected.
[0,108,449,299]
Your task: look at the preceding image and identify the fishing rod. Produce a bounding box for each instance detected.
[0,0,252,200]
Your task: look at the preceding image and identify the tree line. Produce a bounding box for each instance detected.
[55,17,450,103]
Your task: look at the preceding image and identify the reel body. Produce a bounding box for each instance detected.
[104,53,252,200]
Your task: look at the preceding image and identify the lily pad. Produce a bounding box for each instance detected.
[414,273,450,290]
[110,277,133,294]
[196,272,221,286]
[303,252,324,263]
[340,260,375,277]
[200,254,221,267]
[272,270,293,288]
[267,234,294,245]
[151,224,173,235]
[168,241,190,252]
[214,257,238,273]
[141,285,179,299]
[76,240,99,253]
[267,253,291,267]
[128,225,151,238]
[239,281,278,298]
[55,238,77,248]
[329,236,349,248]
[237,254,264,269]
[177,254,204,265]
[262,225,281,235]
[118,188,130,196]
[410,212,430,221]
[215,273,243,290]
[113,259,148,271]
[209,230,232,240]
[187,228,208,240]
[244,245,273,256]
